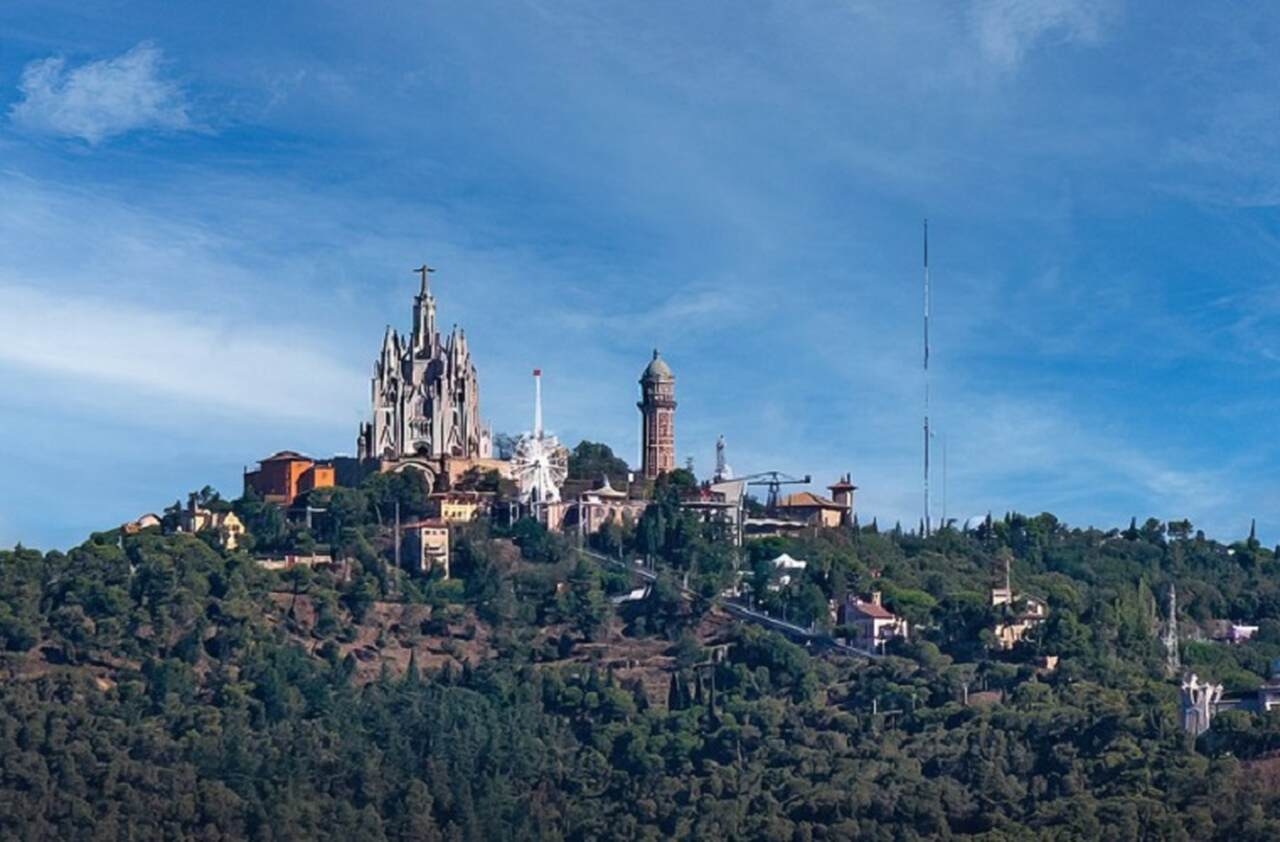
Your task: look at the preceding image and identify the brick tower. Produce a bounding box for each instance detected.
[638,349,677,479]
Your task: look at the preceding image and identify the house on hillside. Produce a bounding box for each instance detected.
[122,513,162,535]
[838,592,909,651]
[991,588,1049,650]
[777,491,847,528]
[177,495,246,550]
[244,451,335,507]
[990,555,1048,649]
[401,519,450,577]
[428,490,491,524]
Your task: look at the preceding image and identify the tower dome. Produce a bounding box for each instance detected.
[641,349,674,381]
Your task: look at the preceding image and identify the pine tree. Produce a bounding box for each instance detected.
[404,650,420,687]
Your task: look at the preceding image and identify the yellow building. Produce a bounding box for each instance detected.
[178,496,246,550]
[428,491,490,524]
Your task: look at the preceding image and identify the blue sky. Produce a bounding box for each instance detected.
[1,1,1277,549]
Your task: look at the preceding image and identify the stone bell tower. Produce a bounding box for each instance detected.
[638,349,677,479]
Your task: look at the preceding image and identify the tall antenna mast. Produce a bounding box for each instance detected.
[533,369,543,438]
[923,218,932,537]
[942,433,948,530]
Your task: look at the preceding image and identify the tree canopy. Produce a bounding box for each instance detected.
[1,506,1279,839]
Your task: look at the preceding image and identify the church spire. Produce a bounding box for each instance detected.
[415,263,433,296]
[411,264,437,356]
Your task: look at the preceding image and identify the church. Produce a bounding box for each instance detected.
[356,267,494,489]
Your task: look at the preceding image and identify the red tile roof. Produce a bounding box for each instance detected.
[849,599,895,620]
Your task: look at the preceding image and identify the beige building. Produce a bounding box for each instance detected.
[838,592,909,651]
[402,519,450,576]
[122,513,162,535]
[257,554,334,572]
[990,554,1048,649]
[777,490,847,528]
[991,588,1048,649]
[178,496,246,550]
[576,476,647,534]
[826,475,856,526]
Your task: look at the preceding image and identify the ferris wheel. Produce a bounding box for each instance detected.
[512,369,568,504]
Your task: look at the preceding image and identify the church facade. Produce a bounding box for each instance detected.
[356,269,492,482]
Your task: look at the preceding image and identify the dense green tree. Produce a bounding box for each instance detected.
[0,513,1278,839]
[566,441,630,484]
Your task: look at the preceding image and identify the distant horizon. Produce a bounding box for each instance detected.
[2,2,1277,548]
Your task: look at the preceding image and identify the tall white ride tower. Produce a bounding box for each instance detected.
[512,369,569,506]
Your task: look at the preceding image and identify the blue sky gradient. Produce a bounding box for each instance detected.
[1,1,1277,548]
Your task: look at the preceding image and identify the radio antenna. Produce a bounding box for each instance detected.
[923,219,932,537]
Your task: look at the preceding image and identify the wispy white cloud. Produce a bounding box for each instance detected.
[971,0,1113,69]
[9,42,191,143]
[0,283,364,423]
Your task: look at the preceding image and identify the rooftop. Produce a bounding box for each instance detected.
[827,474,858,492]
[585,476,629,499]
[779,491,843,510]
[261,450,311,463]
[849,600,896,620]
[400,518,449,530]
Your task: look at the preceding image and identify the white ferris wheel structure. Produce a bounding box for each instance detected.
[512,369,568,506]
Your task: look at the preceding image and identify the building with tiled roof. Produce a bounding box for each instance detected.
[400,518,450,577]
[778,487,850,528]
[838,592,908,651]
[244,451,335,507]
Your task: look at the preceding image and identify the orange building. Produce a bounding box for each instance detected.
[245,451,336,506]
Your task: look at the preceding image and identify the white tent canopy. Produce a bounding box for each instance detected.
[770,552,808,570]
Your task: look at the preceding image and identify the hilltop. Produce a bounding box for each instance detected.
[2,501,1280,839]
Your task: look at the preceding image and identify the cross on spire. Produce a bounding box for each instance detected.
[414,263,435,295]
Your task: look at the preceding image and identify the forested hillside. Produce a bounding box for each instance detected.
[2,499,1280,840]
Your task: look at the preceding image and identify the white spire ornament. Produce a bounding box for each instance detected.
[512,369,569,506]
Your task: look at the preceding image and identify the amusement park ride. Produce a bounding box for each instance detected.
[511,369,569,508]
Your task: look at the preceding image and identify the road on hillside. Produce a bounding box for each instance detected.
[577,548,881,660]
